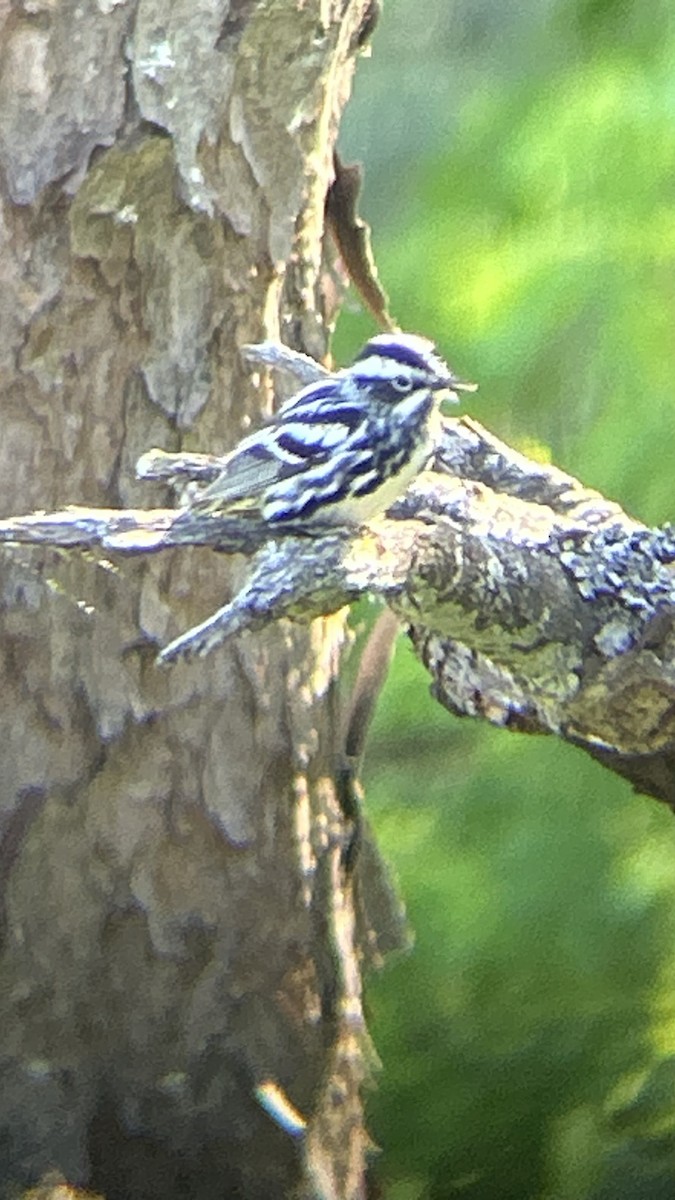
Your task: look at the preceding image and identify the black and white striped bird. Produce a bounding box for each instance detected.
[189,332,476,527]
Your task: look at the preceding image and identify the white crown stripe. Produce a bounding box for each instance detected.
[345,354,421,382]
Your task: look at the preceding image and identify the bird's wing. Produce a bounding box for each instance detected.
[191,441,286,511]
[189,416,353,512]
[188,376,368,514]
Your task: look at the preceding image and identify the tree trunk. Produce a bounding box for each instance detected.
[0,3,392,1197]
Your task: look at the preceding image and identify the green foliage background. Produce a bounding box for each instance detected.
[336,2,675,1196]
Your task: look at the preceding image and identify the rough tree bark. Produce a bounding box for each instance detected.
[0,3,396,1198]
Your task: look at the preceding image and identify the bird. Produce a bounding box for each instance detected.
[187,332,476,528]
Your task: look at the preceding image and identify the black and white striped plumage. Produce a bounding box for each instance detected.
[190,333,475,527]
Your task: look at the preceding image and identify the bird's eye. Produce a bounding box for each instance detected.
[392,374,413,393]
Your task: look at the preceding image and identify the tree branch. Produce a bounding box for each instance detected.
[1,343,674,806]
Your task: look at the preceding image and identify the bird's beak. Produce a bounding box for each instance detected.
[438,378,477,411]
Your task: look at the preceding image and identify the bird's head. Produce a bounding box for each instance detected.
[346,332,476,408]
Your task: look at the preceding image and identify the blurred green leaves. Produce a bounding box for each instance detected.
[337,1,675,1196]
[339,1,675,519]
[360,643,675,1199]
